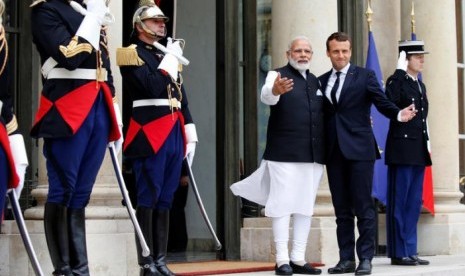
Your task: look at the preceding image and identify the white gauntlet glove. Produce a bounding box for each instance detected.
[158,38,183,80]
[75,0,107,49]
[184,124,198,165]
[8,134,28,197]
[109,102,124,154]
[396,51,408,72]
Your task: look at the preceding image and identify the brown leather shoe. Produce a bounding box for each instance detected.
[327,260,356,274]
[290,261,321,275]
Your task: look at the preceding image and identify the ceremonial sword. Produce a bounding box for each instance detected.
[7,189,44,276]
[185,159,222,250]
[108,144,150,257]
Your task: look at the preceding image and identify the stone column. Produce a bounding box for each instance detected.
[271,0,336,76]
[393,0,465,255]
[18,2,140,275]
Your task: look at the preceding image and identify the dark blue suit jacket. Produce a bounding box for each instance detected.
[319,64,400,161]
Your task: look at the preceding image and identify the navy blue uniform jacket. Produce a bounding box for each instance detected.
[30,0,116,138]
[385,69,432,166]
[119,40,194,158]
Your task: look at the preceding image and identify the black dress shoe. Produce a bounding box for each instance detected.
[327,260,356,274]
[355,259,372,275]
[275,264,293,275]
[391,257,418,266]
[290,261,321,275]
[409,255,430,265]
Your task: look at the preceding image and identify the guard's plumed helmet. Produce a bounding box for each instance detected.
[132,0,169,27]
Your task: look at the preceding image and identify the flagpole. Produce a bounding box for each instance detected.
[365,0,373,32]
[411,1,416,36]
[365,0,385,256]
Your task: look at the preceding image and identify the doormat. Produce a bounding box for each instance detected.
[168,261,274,275]
[168,261,325,276]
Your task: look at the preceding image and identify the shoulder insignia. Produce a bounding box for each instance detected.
[30,0,47,8]
[59,36,93,58]
[6,115,18,135]
[116,44,145,66]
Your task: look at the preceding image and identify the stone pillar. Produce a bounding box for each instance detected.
[15,2,140,275]
[271,0,336,76]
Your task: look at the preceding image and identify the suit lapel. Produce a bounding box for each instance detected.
[338,65,356,105]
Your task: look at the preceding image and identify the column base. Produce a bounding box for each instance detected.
[378,193,465,256]
[0,219,139,276]
[239,216,339,265]
[240,194,465,265]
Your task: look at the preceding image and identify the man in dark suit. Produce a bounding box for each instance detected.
[318,32,416,275]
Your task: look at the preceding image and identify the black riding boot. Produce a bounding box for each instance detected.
[44,202,73,276]
[153,209,175,276]
[68,208,90,275]
[137,207,162,276]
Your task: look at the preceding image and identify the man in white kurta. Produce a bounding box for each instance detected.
[231,36,325,275]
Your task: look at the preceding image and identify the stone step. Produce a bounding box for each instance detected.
[221,254,465,275]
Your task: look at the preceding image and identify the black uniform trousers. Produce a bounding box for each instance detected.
[326,140,376,261]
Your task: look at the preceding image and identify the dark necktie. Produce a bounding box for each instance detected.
[330,71,341,107]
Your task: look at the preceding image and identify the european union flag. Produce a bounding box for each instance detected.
[366,31,389,205]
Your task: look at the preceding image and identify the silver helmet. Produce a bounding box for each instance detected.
[132,0,169,27]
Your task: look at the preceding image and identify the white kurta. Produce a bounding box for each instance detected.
[230,160,323,217]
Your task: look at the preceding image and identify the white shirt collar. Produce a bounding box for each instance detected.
[332,63,351,76]
[407,72,419,81]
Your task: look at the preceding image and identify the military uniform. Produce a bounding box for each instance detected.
[0,25,20,226]
[385,68,431,261]
[118,37,195,276]
[119,39,194,209]
[31,0,121,274]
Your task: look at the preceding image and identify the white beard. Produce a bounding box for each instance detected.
[289,58,310,72]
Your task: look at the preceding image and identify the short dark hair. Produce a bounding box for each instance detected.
[326,32,352,51]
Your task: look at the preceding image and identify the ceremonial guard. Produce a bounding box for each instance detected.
[385,40,432,266]
[30,0,123,275]
[117,1,197,275]
[0,0,28,232]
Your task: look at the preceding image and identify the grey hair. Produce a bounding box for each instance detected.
[288,35,312,51]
